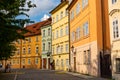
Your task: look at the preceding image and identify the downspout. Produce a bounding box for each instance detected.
[68,10,71,71]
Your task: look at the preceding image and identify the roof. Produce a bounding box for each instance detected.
[24,18,51,37]
[50,1,68,14]
[67,0,77,10]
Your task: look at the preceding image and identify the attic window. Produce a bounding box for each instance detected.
[33,26,36,28]
[37,29,39,31]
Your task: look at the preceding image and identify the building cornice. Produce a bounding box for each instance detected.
[50,1,68,14]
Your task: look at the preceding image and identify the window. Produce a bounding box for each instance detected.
[52,17,55,23]
[28,47,31,54]
[36,36,39,42]
[17,48,20,55]
[23,47,26,54]
[56,46,59,54]
[36,46,39,54]
[35,58,38,64]
[56,59,59,66]
[17,40,20,44]
[66,59,69,66]
[76,3,80,14]
[116,58,120,72]
[66,44,69,53]
[28,59,31,65]
[82,0,88,8]
[17,59,19,64]
[70,10,74,20]
[56,30,59,38]
[56,15,59,22]
[113,19,119,39]
[48,28,51,36]
[61,59,64,67]
[84,49,90,64]
[71,31,75,42]
[52,32,54,40]
[66,26,69,35]
[43,43,45,51]
[48,42,51,51]
[13,60,15,64]
[52,47,54,54]
[28,38,31,43]
[60,28,63,37]
[43,30,45,37]
[65,10,68,16]
[83,21,89,36]
[112,0,117,4]
[61,45,63,53]
[76,27,80,39]
[23,40,26,44]
[22,59,25,64]
[60,11,63,19]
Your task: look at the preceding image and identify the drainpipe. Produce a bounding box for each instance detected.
[68,9,71,72]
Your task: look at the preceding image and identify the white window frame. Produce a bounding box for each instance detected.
[113,19,119,40]
[60,28,63,37]
[28,59,31,65]
[76,27,80,39]
[66,44,69,53]
[112,0,117,4]
[76,3,80,15]
[36,46,39,54]
[83,21,89,36]
[23,47,26,54]
[35,58,39,64]
[82,0,88,8]
[66,26,69,35]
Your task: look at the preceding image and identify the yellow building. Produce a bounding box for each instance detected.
[109,0,120,80]
[10,20,48,69]
[68,0,111,77]
[50,0,69,71]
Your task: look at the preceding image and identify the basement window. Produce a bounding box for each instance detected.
[116,58,120,73]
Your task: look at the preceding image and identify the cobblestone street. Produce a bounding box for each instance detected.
[0,69,109,80]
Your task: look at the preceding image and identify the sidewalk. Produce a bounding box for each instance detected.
[65,71,110,80]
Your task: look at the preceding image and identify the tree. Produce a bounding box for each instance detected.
[0,0,36,60]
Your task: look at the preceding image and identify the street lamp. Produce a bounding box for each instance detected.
[71,45,74,53]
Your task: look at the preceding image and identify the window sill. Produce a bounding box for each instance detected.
[115,72,120,74]
[113,38,120,42]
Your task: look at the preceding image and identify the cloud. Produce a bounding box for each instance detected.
[28,0,60,17]
[40,14,50,21]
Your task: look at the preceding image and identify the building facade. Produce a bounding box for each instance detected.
[68,0,111,77]
[109,0,120,79]
[41,18,52,69]
[50,0,69,71]
[10,20,48,69]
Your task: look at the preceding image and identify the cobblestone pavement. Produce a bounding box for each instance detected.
[0,69,110,80]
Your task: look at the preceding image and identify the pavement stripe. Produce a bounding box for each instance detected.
[14,71,17,80]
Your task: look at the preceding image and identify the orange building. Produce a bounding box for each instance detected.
[10,20,48,69]
[68,0,111,78]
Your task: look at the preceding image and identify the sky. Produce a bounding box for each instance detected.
[27,0,60,23]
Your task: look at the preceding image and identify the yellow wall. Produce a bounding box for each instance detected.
[51,2,69,71]
[11,35,42,69]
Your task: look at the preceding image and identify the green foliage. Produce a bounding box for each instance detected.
[0,0,36,60]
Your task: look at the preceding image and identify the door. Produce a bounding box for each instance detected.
[100,53,112,78]
[74,57,76,72]
[43,58,47,69]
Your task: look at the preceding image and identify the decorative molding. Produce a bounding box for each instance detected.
[109,9,120,16]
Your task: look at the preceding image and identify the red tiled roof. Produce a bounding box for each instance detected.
[24,18,51,37]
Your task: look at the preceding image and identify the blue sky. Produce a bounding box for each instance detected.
[28,0,60,22]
